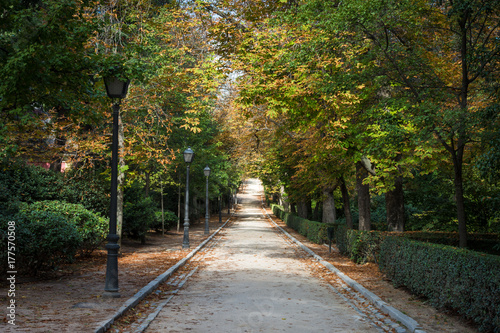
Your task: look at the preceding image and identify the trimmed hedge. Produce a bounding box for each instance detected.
[379,237,500,332]
[0,200,109,274]
[24,200,108,255]
[402,231,500,256]
[335,227,383,264]
[272,204,500,331]
[272,205,342,244]
[0,210,82,274]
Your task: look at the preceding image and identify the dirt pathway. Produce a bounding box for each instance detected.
[145,179,382,332]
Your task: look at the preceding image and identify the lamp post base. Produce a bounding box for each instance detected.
[103,291,121,298]
[104,235,120,296]
[204,216,209,235]
[182,221,190,249]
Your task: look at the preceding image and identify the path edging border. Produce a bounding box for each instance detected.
[264,211,426,333]
[94,217,232,333]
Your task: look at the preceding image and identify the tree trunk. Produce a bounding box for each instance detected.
[297,200,309,219]
[161,179,165,236]
[340,177,353,229]
[386,154,405,232]
[322,188,336,224]
[192,195,199,222]
[454,14,468,248]
[279,185,290,212]
[453,147,467,248]
[116,112,125,249]
[356,161,371,231]
[313,201,321,222]
[385,175,405,232]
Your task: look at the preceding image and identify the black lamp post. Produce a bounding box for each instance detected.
[229,182,234,212]
[228,183,232,214]
[218,193,222,223]
[103,75,130,298]
[204,166,211,235]
[182,147,194,249]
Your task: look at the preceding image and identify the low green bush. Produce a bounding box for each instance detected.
[152,210,178,232]
[272,205,342,244]
[123,196,156,244]
[349,230,384,264]
[335,225,349,254]
[0,210,82,274]
[25,200,108,255]
[335,227,384,264]
[379,237,500,332]
[60,172,110,218]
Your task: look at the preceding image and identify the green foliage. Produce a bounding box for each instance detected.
[0,209,82,274]
[0,162,64,210]
[402,231,500,256]
[123,196,156,244]
[379,237,500,332]
[403,171,457,231]
[477,134,500,183]
[0,0,99,117]
[403,169,500,234]
[335,227,384,264]
[60,168,110,217]
[272,204,343,244]
[25,200,108,255]
[152,210,178,232]
[0,162,109,217]
[335,225,349,255]
[123,182,157,243]
[370,195,388,231]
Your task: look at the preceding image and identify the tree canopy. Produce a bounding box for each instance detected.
[1,0,500,246]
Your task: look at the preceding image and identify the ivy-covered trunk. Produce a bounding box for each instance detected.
[117,112,124,249]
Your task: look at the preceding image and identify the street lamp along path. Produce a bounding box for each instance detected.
[103,75,130,298]
[104,76,130,99]
[204,166,211,235]
[182,147,194,249]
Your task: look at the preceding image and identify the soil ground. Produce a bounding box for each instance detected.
[1,203,479,333]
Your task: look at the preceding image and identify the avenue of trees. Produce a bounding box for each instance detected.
[0,0,241,263]
[199,0,500,249]
[1,0,499,264]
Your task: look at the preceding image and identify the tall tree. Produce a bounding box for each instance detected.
[0,0,100,161]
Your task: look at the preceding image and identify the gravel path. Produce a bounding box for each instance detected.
[145,179,380,333]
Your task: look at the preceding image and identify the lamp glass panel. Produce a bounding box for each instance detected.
[104,77,130,99]
[183,148,194,163]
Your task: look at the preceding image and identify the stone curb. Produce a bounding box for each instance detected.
[94,216,232,333]
[264,212,426,333]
